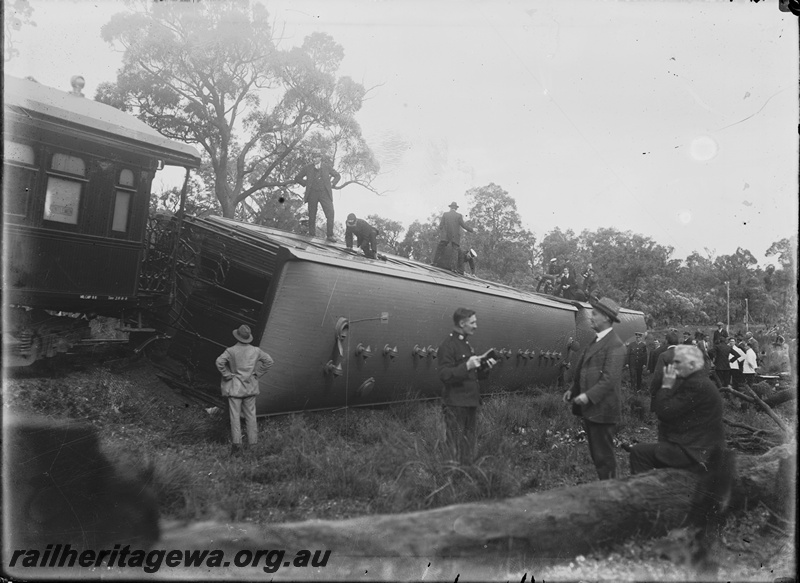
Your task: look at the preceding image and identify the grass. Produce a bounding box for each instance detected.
[5,361,794,528]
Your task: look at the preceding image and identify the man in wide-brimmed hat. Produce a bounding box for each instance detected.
[432,201,474,271]
[563,297,626,480]
[216,324,274,456]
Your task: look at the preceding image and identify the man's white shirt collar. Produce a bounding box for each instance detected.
[595,327,613,342]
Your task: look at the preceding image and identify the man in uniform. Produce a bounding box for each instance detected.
[294,150,341,242]
[627,331,648,392]
[433,202,474,271]
[344,213,379,259]
[437,308,496,465]
[563,297,626,480]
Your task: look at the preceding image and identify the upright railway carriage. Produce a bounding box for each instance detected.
[166,216,646,415]
[3,75,201,365]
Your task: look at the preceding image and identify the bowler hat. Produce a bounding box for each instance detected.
[346,213,357,226]
[233,325,253,343]
[590,296,621,323]
[716,321,724,326]
[448,202,459,209]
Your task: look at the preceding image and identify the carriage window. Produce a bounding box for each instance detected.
[44,153,86,225]
[112,168,136,233]
[51,153,86,176]
[119,169,135,187]
[3,142,37,217]
[112,191,131,232]
[44,177,82,224]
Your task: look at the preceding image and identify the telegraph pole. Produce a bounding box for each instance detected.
[725,281,730,331]
[745,298,749,332]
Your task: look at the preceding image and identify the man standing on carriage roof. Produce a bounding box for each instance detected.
[294,150,341,242]
[433,202,474,271]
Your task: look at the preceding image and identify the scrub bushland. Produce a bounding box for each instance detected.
[4,361,790,528]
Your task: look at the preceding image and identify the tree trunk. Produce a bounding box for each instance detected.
[160,444,794,572]
[763,386,796,408]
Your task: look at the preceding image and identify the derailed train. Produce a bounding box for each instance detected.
[164,216,646,415]
[3,75,646,413]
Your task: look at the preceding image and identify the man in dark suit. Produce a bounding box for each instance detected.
[712,322,728,346]
[433,202,474,271]
[711,337,732,388]
[563,297,626,480]
[629,345,725,474]
[344,213,379,259]
[647,339,661,374]
[294,150,341,242]
[626,331,648,392]
[537,257,562,293]
[649,329,680,411]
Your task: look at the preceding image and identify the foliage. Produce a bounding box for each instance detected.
[366,214,404,255]
[464,184,538,285]
[530,226,797,331]
[98,1,379,221]
[3,0,35,62]
[396,216,440,262]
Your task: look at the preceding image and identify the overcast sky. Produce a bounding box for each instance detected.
[5,0,798,266]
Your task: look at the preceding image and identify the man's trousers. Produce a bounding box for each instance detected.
[443,404,477,465]
[228,395,257,445]
[583,419,617,480]
[307,194,335,237]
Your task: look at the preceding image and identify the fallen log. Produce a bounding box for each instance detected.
[156,444,794,576]
[763,386,797,408]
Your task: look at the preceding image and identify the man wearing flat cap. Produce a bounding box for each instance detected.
[216,324,274,457]
[563,297,626,480]
[344,213,379,259]
[433,202,474,271]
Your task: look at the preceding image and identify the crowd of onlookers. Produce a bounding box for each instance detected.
[631,322,784,394]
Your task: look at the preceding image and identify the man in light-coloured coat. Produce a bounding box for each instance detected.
[216,324,274,456]
[563,297,626,480]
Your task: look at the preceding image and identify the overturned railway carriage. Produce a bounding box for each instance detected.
[168,216,646,415]
[2,75,201,365]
